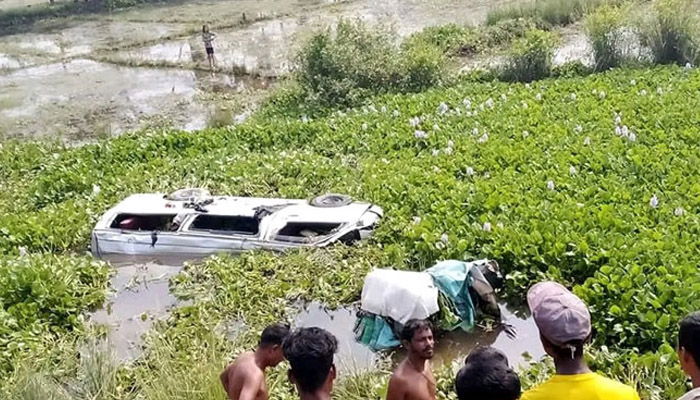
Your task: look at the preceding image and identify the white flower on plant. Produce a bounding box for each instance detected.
[433,124,440,131]
[465,111,473,117]
[393,109,400,117]
[441,233,449,244]
[569,166,577,175]
[547,180,555,190]
[455,108,462,116]
[92,185,101,195]
[463,98,472,109]
[409,116,420,127]
[536,93,542,101]
[447,140,454,148]
[444,147,453,155]
[621,125,629,137]
[599,91,606,99]
[18,246,28,257]
[584,136,591,146]
[522,130,530,138]
[362,123,368,131]
[483,172,490,179]
[650,194,659,208]
[614,114,622,125]
[630,79,636,85]
[592,89,598,95]
[437,102,449,115]
[482,222,492,232]
[485,98,494,109]
[497,222,504,229]
[640,89,648,96]
[674,207,686,217]
[685,62,693,70]
[466,166,475,176]
[657,87,663,95]
[478,133,489,143]
[574,125,583,134]
[368,105,378,113]
[472,127,479,136]
[301,115,309,123]
[570,93,577,100]
[615,126,622,136]
[415,130,428,139]
[412,216,422,224]
[629,132,637,142]
[433,166,441,173]
[501,93,508,101]
[432,149,440,156]
[381,106,387,113]
[525,83,531,89]
[522,101,528,109]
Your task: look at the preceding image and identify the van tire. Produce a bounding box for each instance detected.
[310,194,352,207]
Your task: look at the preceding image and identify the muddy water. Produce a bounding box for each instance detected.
[295,301,545,373]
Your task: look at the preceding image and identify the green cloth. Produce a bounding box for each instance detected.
[354,313,400,351]
[426,260,477,331]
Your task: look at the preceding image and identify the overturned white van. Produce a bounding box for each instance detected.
[90,189,383,258]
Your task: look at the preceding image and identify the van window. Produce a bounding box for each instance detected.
[275,222,342,242]
[189,215,259,235]
[110,214,175,231]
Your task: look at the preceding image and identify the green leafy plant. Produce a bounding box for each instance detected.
[500,29,557,82]
[586,4,630,71]
[638,0,700,65]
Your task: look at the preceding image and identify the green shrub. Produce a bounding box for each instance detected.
[586,5,629,71]
[486,0,621,28]
[295,20,446,108]
[500,29,557,82]
[206,108,233,129]
[638,0,700,65]
[552,60,594,78]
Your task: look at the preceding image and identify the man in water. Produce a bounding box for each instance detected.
[677,311,700,400]
[202,24,217,71]
[387,319,436,400]
[455,346,521,400]
[283,327,338,400]
[220,323,290,400]
[521,281,640,400]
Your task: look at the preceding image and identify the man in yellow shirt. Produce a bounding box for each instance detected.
[521,281,640,400]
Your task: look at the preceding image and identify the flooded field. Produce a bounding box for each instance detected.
[0,0,555,140]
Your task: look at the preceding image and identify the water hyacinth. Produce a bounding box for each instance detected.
[536,93,542,101]
[393,109,400,117]
[621,125,629,137]
[615,126,622,136]
[409,117,420,127]
[441,234,449,244]
[615,115,622,125]
[486,98,494,109]
[432,149,440,157]
[444,147,453,155]
[640,89,647,96]
[629,132,636,142]
[584,136,591,145]
[599,91,606,99]
[447,140,454,148]
[650,195,659,208]
[522,130,530,138]
[362,123,368,131]
[433,124,440,131]
[631,79,636,85]
[574,125,583,134]
[415,130,428,139]
[674,207,686,217]
[478,133,489,143]
[463,98,472,109]
[413,216,422,225]
[482,222,492,232]
[569,166,577,175]
[92,185,101,195]
[570,93,577,100]
[547,180,555,190]
[301,115,309,123]
[466,166,475,176]
[437,102,449,115]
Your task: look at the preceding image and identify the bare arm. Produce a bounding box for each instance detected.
[386,376,406,400]
[237,371,264,400]
[220,366,233,400]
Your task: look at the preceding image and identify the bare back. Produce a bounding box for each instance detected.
[220,352,267,400]
[386,360,436,400]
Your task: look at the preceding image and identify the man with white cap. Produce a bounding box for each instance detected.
[522,281,640,400]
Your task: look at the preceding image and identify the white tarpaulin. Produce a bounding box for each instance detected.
[360,269,439,324]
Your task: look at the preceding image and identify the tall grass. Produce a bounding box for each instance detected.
[586,4,629,71]
[486,0,623,28]
[638,0,700,65]
[500,29,558,82]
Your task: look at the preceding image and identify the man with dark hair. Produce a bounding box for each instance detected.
[678,311,700,400]
[387,319,436,400]
[283,327,338,400]
[455,346,521,400]
[221,323,290,400]
[522,282,640,400]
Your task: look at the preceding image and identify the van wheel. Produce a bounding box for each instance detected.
[310,194,352,207]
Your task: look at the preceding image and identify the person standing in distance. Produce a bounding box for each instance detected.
[522,281,640,400]
[283,327,338,400]
[678,311,700,400]
[202,24,217,71]
[220,323,289,400]
[387,319,436,400]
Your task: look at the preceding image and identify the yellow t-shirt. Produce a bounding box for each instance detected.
[521,373,640,400]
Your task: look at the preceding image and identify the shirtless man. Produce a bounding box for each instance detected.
[220,323,290,400]
[387,319,437,400]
